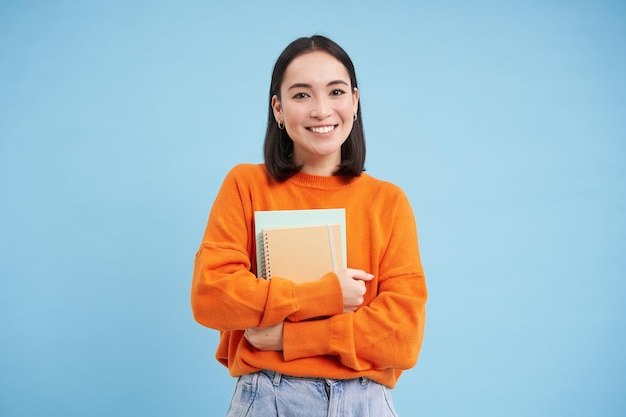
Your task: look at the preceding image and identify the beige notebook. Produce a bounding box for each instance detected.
[261,224,343,282]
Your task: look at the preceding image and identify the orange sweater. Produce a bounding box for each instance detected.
[191,164,427,388]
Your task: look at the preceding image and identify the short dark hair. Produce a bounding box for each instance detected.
[263,35,365,182]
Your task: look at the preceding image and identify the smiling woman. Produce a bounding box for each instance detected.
[271,51,360,176]
[263,36,367,182]
[191,35,427,417]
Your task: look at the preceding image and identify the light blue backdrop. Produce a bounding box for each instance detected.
[1,1,624,416]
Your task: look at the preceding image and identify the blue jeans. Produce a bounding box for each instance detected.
[225,370,399,417]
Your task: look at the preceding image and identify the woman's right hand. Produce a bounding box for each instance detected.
[335,268,374,313]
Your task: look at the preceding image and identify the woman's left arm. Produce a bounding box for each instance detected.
[252,193,428,371]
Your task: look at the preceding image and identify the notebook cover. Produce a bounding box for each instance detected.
[261,224,343,282]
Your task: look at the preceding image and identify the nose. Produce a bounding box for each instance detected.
[310,97,331,119]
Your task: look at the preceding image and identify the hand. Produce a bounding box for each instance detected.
[335,268,374,313]
[244,322,284,351]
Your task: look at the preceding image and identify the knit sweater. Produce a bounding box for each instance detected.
[191,163,427,388]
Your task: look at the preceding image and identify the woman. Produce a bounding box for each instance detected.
[191,35,427,417]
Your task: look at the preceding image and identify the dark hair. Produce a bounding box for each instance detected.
[263,35,365,182]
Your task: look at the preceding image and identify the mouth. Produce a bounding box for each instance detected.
[307,125,337,134]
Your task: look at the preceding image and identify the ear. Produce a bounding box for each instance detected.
[271,95,282,122]
[352,87,359,114]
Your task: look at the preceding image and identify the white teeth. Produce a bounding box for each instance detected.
[309,125,335,134]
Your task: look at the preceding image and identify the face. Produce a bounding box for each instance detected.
[272,51,359,174]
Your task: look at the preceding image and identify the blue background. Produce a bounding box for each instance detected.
[1,1,624,416]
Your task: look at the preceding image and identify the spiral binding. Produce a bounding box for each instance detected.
[262,232,272,279]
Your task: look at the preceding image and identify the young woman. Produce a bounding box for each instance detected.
[191,35,427,417]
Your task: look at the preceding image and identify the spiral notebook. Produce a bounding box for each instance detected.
[260,224,343,282]
[254,209,346,281]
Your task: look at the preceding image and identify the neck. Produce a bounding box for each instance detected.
[300,163,338,176]
[294,152,341,177]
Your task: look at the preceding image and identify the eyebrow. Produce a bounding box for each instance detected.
[287,80,350,90]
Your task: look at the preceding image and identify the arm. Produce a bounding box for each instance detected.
[191,167,344,330]
[244,268,374,350]
[282,194,428,371]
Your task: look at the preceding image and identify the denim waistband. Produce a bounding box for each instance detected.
[259,369,369,387]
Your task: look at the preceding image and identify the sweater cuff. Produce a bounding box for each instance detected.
[283,318,334,361]
[288,273,343,322]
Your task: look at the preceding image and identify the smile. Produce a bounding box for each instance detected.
[308,125,336,134]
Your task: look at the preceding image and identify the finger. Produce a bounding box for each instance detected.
[352,271,375,281]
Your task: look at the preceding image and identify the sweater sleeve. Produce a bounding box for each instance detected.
[191,166,344,330]
[282,192,427,371]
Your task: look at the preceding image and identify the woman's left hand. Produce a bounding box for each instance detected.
[244,322,284,351]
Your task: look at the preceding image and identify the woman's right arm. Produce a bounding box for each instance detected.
[190,166,344,331]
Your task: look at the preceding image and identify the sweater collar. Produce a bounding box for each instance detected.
[289,171,362,189]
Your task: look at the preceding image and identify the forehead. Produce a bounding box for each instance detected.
[282,51,350,86]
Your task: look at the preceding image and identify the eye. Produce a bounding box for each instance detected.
[292,92,310,99]
[330,89,345,96]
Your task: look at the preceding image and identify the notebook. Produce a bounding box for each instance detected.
[261,224,343,282]
[254,209,346,280]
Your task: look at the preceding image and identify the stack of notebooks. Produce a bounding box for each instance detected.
[254,209,346,283]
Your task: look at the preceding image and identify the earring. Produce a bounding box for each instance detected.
[353,113,358,122]
[277,121,284,130]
